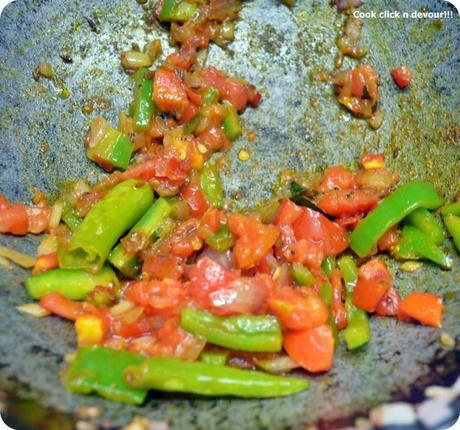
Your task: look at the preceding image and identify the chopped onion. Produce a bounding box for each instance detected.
[49,200,64,229]
[0,246,36,268]
[120,306,144,324]
[120,50,153,69]
[37,234,58,256]
[0,256,13,270]
[110,300,135,316]
[38,61,53,78]
[17,303,50,318]
[130,336,156,353]
[143,40,162,62]
[199,247,232,270]
[87,117,108,149]
[254,355,299,374]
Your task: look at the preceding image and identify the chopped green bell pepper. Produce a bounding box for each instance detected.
[180,308,282,352]
[159,0,197,22]
[350,181,444,257]
[222,103,242,141]
[441,201,460,217]
[205,225,235,252]
[321,256,336,278]
[202,86,220,105]
[132,67,156,132]
[443,214,460,252]
[64,346,147,405]
[200,161,224,208]
[290,262,315,287]
[404,207,444,245]
[199,350,229,366]
[61,201,82,232]
[125,357,308,398]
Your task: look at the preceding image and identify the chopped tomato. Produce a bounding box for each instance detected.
[290,239,324,270]
[267,286,328,330]
[317,189,378,218]
[375,286,400,317]
[377,226,400,252]
[40,293,97,321]
[112,312,154,339]
[331,268,347,329]
[315,166,357,193]
[228,213,280,269]
[274,199,303,226]
[125,279,186,317]
[198,126,229,152]
[32,252,59,275]
[283,324,334,373]
[198,208,223,240]
[142,254,185,280]
[358,257,392,282]
[181,183,209,218]
[292,208,349,256]
[398,292,442,327]
[360,153,386,170]
[0,204,28,235]
[26,207,51,234]
[391,66,412,89]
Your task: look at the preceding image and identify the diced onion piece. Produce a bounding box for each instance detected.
[110,300,135,316]
[17,303,50,318]
[120,306,144,324]
[49,200,64,229]
[143,40,162,62]
[0,246,36,268]
[38,61,54,78]
[120,50,153,69]
[87,117,108,149]
[0,256,13,270]
[254,354,299,374]
[37,234,58,256]
[368,109,384,130]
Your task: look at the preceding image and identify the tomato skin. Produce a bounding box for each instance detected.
[228,213,280,269]
[267,286,328,330]
[331,268,347,329]
[292,208,349,256]
[391,66,412,89]
[283,324,334,373]
[275,199,303,226]
[316,167,357,193]
[375,286,400,317]
[316,189,379,218]
[290,239,324,270]
[181,183,209,218]
[398,292,442,327]
[40,293,97,321]
[32,252,59,275]
[0,204,29,235]
[113,313,153,339]
[142,254,185,280]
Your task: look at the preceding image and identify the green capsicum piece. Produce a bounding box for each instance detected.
[125,357,308,398]
[87,127,134,171]
[64,346,147,405]
[441,201,460,217]
[180,308,282,352]
[290,263,315,287]
[321,256,336,278]
[350,181,444,257]
[24,266,118,300]
[395,225,451,269]
[222,103,242,141]
[205,225,235,252]
[319,283,339,345]
[61,201,82,232]
[60,180,154,272]
[199,350,229,366]
[108,197,171,277]
[202,86,220,105]
[200,161,224,208]
[338,256,370,350]
[159,0,197,22]
[132,67,156,132]
[404,207,444,245]
[443,214,460,252]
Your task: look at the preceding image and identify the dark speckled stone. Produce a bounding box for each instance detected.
[0,0,459,429]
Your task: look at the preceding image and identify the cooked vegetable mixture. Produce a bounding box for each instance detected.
[0,0,458,404]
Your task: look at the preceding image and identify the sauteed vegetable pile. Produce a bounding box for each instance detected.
[0,0,458,404]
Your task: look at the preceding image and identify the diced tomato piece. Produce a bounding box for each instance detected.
[167,46,197,70]
[398,292,442,327]
[336,213,364,229]
[113,312,153,339]
[228,213,280,269]
[358,257,392,283]
[26,207,51,234]
[391,66,412,89]
[283,324,334,373]
[375,286,400,317]
[267,286,328,330]
[40,293,97,321]
[275,199,303,226]
[181,183,210,218]
[351,68,366,98]
[184,86,203,106]
[178,102,198,125]
[198,208,223,240]
[292,208,349,256]
[290,239,324,270]
[377,226,400,252]
[360,153,386,170]
[353,276,389,313]
[224,79,249,111]
[124,279,186,317]
[32,252,59,275]
[316,166,357,193]
[0,204,29,235]
[198,126,229,152]
[316,189,379,218]
[142,254,185,280]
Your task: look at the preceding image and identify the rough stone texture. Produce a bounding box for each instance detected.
[0,0,459,429]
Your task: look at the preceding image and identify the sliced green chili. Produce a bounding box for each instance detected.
[199,350,229,366]
[321,256,336,278]
[404,207,444,245]
[132,67,156,132]
[125,357,308,398]
[205,225,235,252]
[443,214,460,252]
[180,308,282,352]
[64,346,147,405]
[60,180,154,272]
[200,161,224,208]
[440,201,460,217]
[61,201,82,232]
[350,181,444,257]
[24,266,118,300]
[202,86,220,105]
[290,263,315,287]
[222,103,242,141]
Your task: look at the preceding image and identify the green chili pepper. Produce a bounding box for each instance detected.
[125,357,308,398]
[180,308,282,352]
[24,267,118,300]
[108,198,171,277]
[319,283,339,346]
[159,0,197,22]
[404,208,444,245]
[222,103,242,141]
[132,67,156,132]
[60,180,154,272]
[205,225,235,252]
[290,263,315,287]
[64,346,147,405]
[61,201,82,232]
[321,256,336,278]
[441,201,460,217]
[443,214,460,252]
[202,86,220,105]
[87,127,134,171]
[395,225,451,269]
[183,114,201,135]
[338,256,370,350]
[199,350,228,366]
[200,161,224,208]
[350,181,444,257]
[159,0,176,20]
